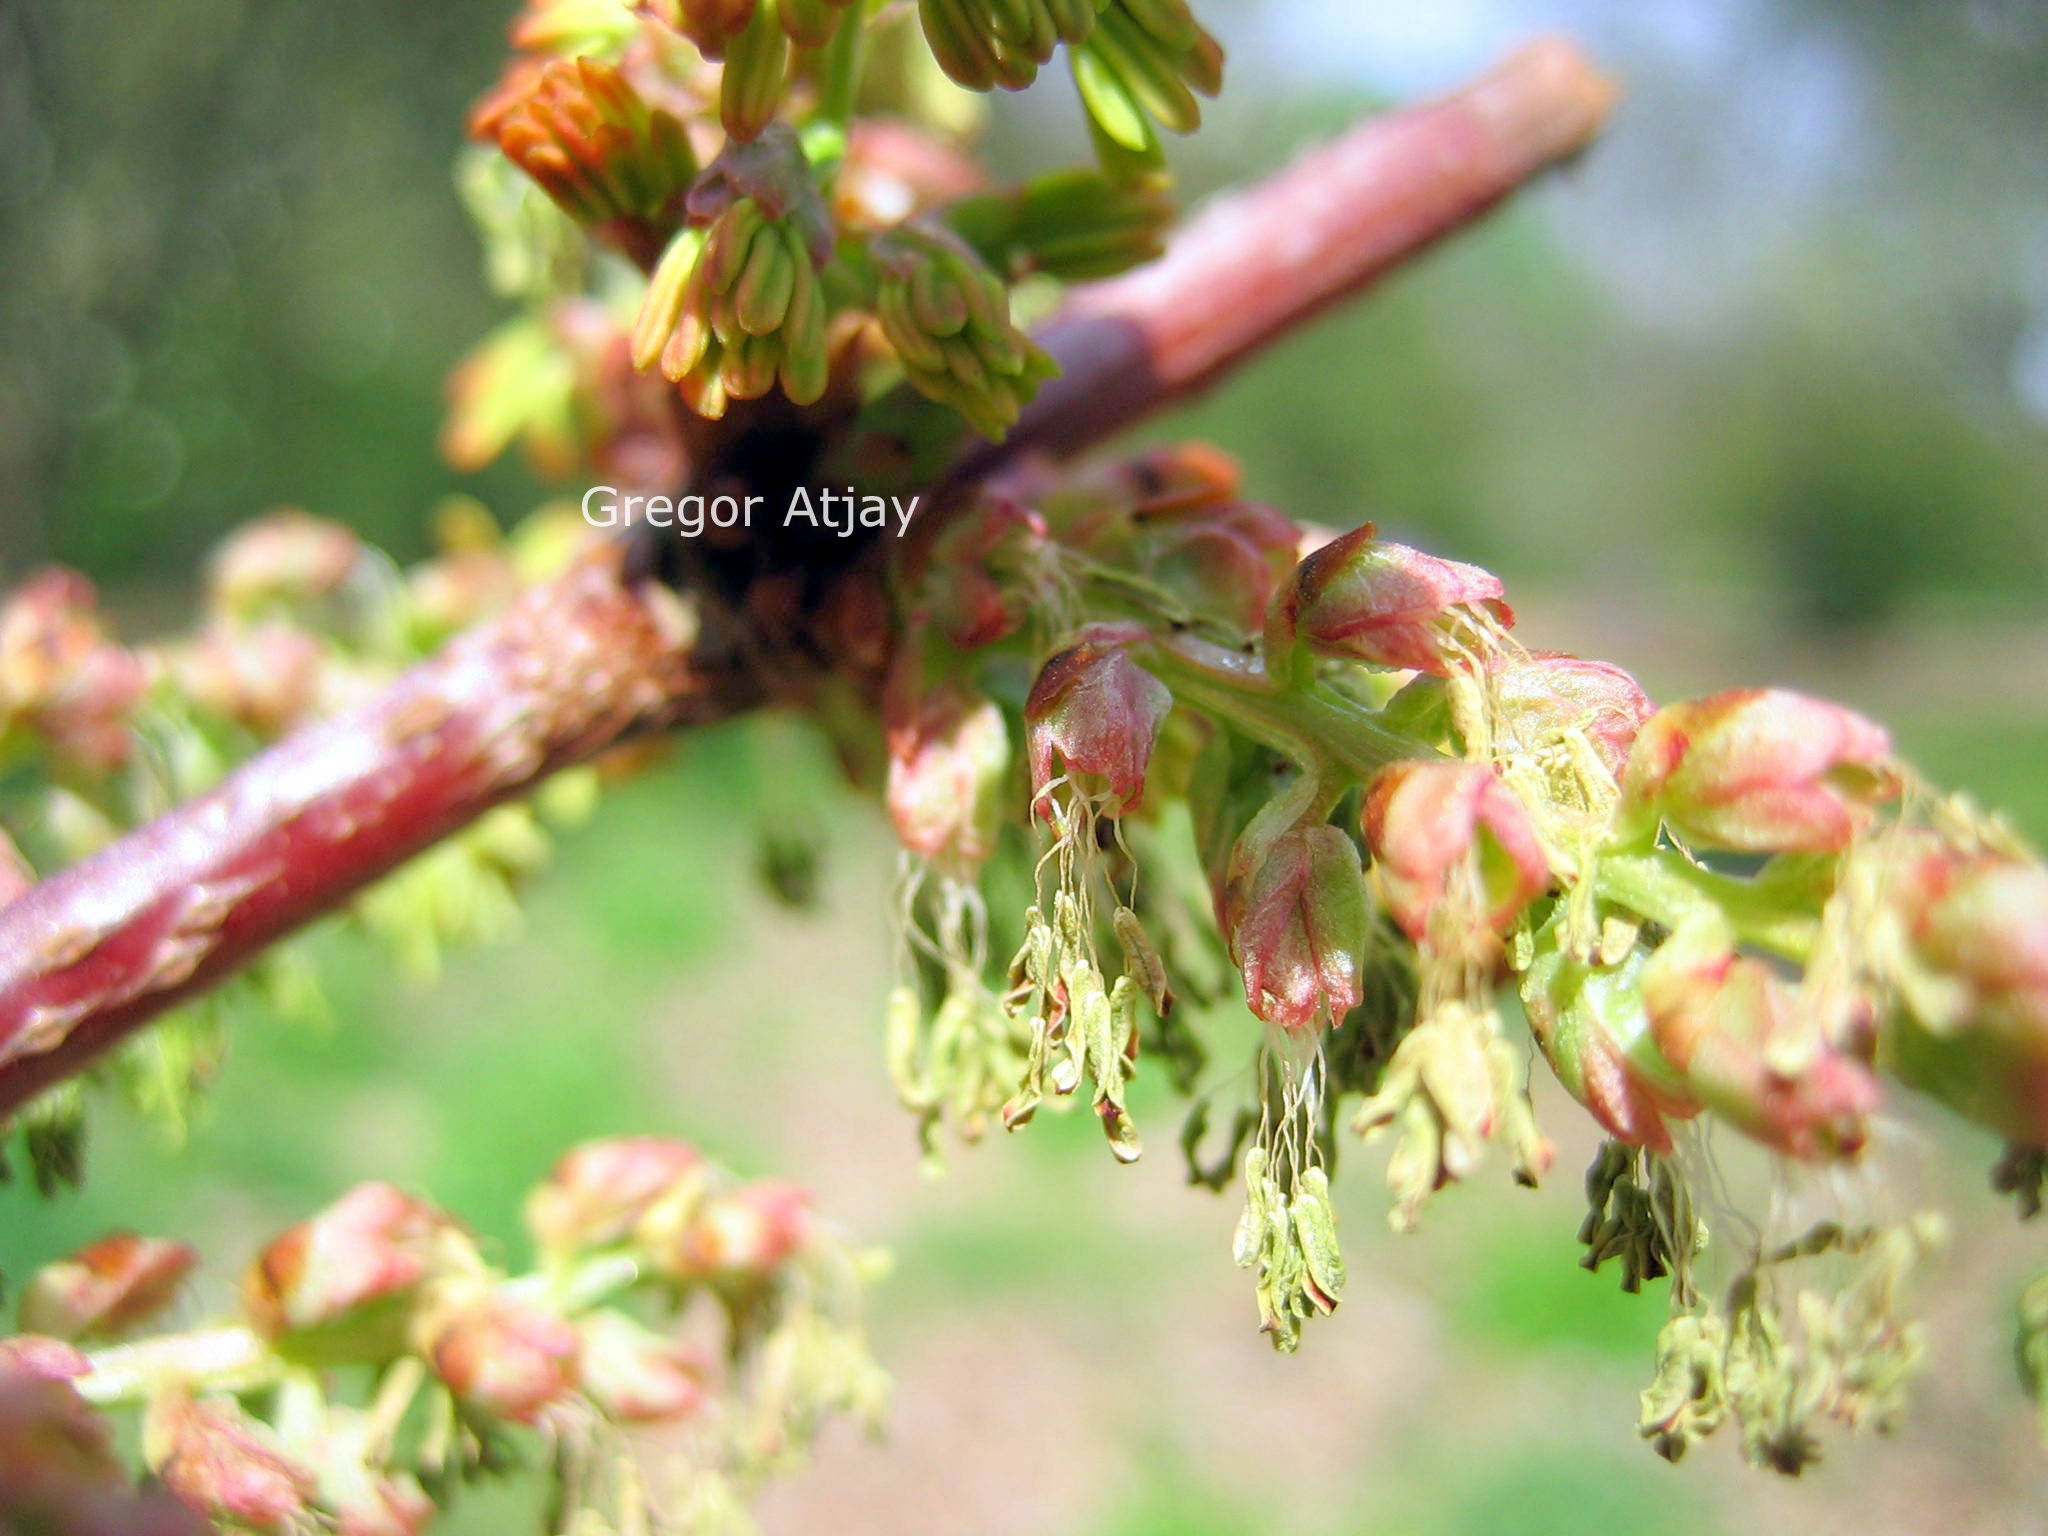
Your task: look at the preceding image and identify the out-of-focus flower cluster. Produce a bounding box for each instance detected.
[0,1138,885,1536]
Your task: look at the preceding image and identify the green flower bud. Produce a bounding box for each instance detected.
[872,224,1059,440]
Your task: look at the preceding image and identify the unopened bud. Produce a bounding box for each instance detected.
[0,1336,91,1383]
[666,1179,814,1279]
[243,1184,471,1357]
[524,1136,705,1262]
[146,1395,317,1534]
[943,168,1175,282]
[577,1310,708,1423]
[1024,623,1172,816]
[1268,525,1512,678]
[169,623,326,737]
[884,674,1012,874]
[1362,761,1548,949]
[1225,823,1370,1030]
[19,1234,195,1344]
[1641,920,1878,1159]
[1621,688,1896,854]
[0,570,147,776]
[423,1291,581,1424]
[1877,841,2048,1143]
[209,512,360,617]
[1522,942,1699,1154]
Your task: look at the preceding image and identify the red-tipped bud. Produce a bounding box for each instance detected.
[1488,651,1654,777]
[19,1234,195,1344]
[1363,761,1549,947]
[885,677,1011,874]
[1880,844,2048,1143]
[639,0,758,58]
[1641,924,1878,1159]
[0,1336,92,1383]
[576,1310,708,1423]
[1143,497,1301,633]
[1024,624,1172,816]
[523,1136,705,1261]
[665,1180,813,1280]
[208,512,360,617]
[147,1396,317,1534]
[1521,946,1700,1154]
[1270,525,1512,676]
[1621,688,1896,853]
[243,1184,470,1356]
[1224,824,1371,1030]
[423,1292,581,1424]
[0,571,146,775]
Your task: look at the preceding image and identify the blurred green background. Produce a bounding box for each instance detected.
[5,0,2048,1532]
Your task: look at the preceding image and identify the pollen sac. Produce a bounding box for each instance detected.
[1069,0,1224,179]
[1268,524,1513,678]
[18,1234,197,1345]
[872,224,1059,442]
[1362,760,1549,950]
[1024,623,1173,815]
[1873,839,2048,1144]
[471,57,699,245]
[1224,822,1370,1031]
[1619,687,1897,854]
[943,168,1176,282]
[1640,919,1880,1160]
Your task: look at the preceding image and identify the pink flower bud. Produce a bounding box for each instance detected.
[1270,525,1512,676]
[1522,947,1699,1154]
[666,1180,813,1280]
[1025,624,1172,816]
[1641,928,1878,1159]
[208,511,360,617]
[1882,844,2048,1142]
[1621,688,1896,853]
[1143,498,1301,634]
[1224,824,1371,1030]
[424,1293,581,1424]
[576,1310,708,1424]
[0,570,146,775]
[243,1184,469,1354]
[19,1233,196,1343]
[1488,651,1654,777]
[1362,761,1549,947]
[169,624,326,737]
[0,1336,91,1383]
[1,1372,207,1536]
[524,1137,704,1261]
[147,1395,317,1534]
[884,675,1011,874]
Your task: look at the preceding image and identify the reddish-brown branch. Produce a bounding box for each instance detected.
[0,39,1615,1119]
[0,549,758,1117]
[971,37,1617,471]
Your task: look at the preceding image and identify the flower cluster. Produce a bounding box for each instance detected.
[0,1139,884,1536]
